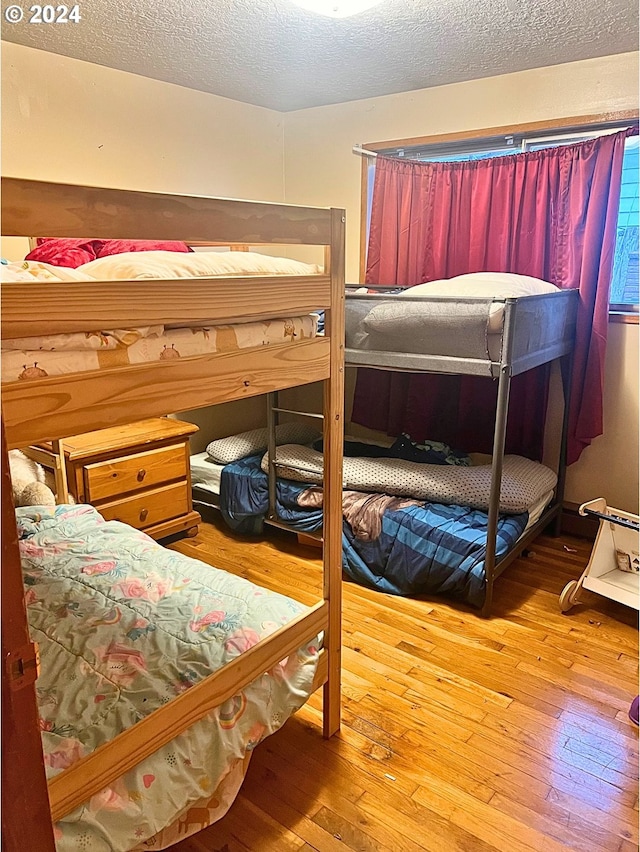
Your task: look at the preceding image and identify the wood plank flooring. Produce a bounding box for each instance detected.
[167,513,638,852]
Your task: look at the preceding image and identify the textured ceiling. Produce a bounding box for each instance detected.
[2,0,637,111]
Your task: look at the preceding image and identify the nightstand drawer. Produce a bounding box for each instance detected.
[99,481,189,530]
[84,444,186,502]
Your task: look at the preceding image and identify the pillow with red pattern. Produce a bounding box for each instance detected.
[96,240,192,258]
[26,238,102,268]
[26,238,191,268]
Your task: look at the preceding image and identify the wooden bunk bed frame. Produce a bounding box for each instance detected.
[1,177,345,850]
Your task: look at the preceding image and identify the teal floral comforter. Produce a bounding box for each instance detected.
[18,504,319,851]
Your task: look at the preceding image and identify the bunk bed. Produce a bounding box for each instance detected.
[344,281,579,617]
[0,177,345,851]
[189,276,576,618]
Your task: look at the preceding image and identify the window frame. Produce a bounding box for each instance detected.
[359,110,639,323]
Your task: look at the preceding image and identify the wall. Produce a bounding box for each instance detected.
[1,42,287,447]
[566,322,639,512]
[283,52,640,512]
[2,43,285,202]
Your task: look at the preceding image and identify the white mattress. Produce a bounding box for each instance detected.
[345,274,568,368]
[523,489,554,532]
[190,452,225,495]
[396,273,559,332]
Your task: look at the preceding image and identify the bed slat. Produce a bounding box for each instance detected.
[2,338,331,448]
[1,178,333,245]
[1,276,330,338]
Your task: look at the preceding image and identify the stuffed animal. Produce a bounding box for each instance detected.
[8,449,56,507]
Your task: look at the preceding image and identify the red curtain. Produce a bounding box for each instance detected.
[352,130,631,464]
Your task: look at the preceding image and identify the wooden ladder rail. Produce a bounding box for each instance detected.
[21,441,69,503]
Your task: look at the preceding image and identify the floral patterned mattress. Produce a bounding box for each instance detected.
[18,504,319,851]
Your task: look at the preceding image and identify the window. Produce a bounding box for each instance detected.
[362,121,639,315]
[610,136,639,312]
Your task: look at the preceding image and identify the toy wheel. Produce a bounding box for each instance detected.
[559,580,580,613]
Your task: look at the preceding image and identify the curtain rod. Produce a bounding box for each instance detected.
[352,145,378,158]
[353,125,636,161]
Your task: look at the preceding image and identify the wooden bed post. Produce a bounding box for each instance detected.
[322,208,345,738]
[1,420,56,851]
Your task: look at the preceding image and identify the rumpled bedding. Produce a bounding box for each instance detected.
[260,444,557,514]
[18,504,319,851]
[297,487,423,542]
[219,453,529,607]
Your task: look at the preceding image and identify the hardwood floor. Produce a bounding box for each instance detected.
[168,513,638,852]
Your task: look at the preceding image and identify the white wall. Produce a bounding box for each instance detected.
[283,52,640,512]
[566,322,639,512]
[2,43,284,199]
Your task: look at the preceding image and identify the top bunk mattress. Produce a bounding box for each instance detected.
[1,253,321,383]
[2,315,318,383]
[345,273,578,376]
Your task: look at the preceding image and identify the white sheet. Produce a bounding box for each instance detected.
[190,452,225,495]
[523,489,555,531]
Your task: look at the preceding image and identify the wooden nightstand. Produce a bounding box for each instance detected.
[37,418,201,540]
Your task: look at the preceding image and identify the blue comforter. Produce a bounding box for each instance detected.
[219,454,528,608]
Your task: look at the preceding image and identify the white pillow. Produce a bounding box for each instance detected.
[206,422,321,465]
[79,250,322,280]
[399,272,558,299]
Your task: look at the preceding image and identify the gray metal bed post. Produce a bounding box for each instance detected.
[553,351,574,536]
[481,299,517,618]
[266,391,278,520]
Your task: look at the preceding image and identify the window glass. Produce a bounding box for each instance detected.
[611,137,639,309]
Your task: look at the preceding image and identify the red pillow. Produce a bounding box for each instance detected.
[96,240,192,258]
[26,238,102,268]
[25,238,192,268]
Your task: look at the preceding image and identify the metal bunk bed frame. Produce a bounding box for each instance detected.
[344,287,579,617]
[193,288,577,617]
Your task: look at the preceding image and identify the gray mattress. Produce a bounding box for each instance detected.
[345,290,578,377]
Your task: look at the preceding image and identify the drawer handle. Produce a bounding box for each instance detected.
[137,469,147,482]
[139,508,149,523]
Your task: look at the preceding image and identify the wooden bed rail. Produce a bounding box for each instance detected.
[1,275,331,338]
[2,338,331,448]
[1,177,333,245]
[21,442,69,503]
[48,601,328,821]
